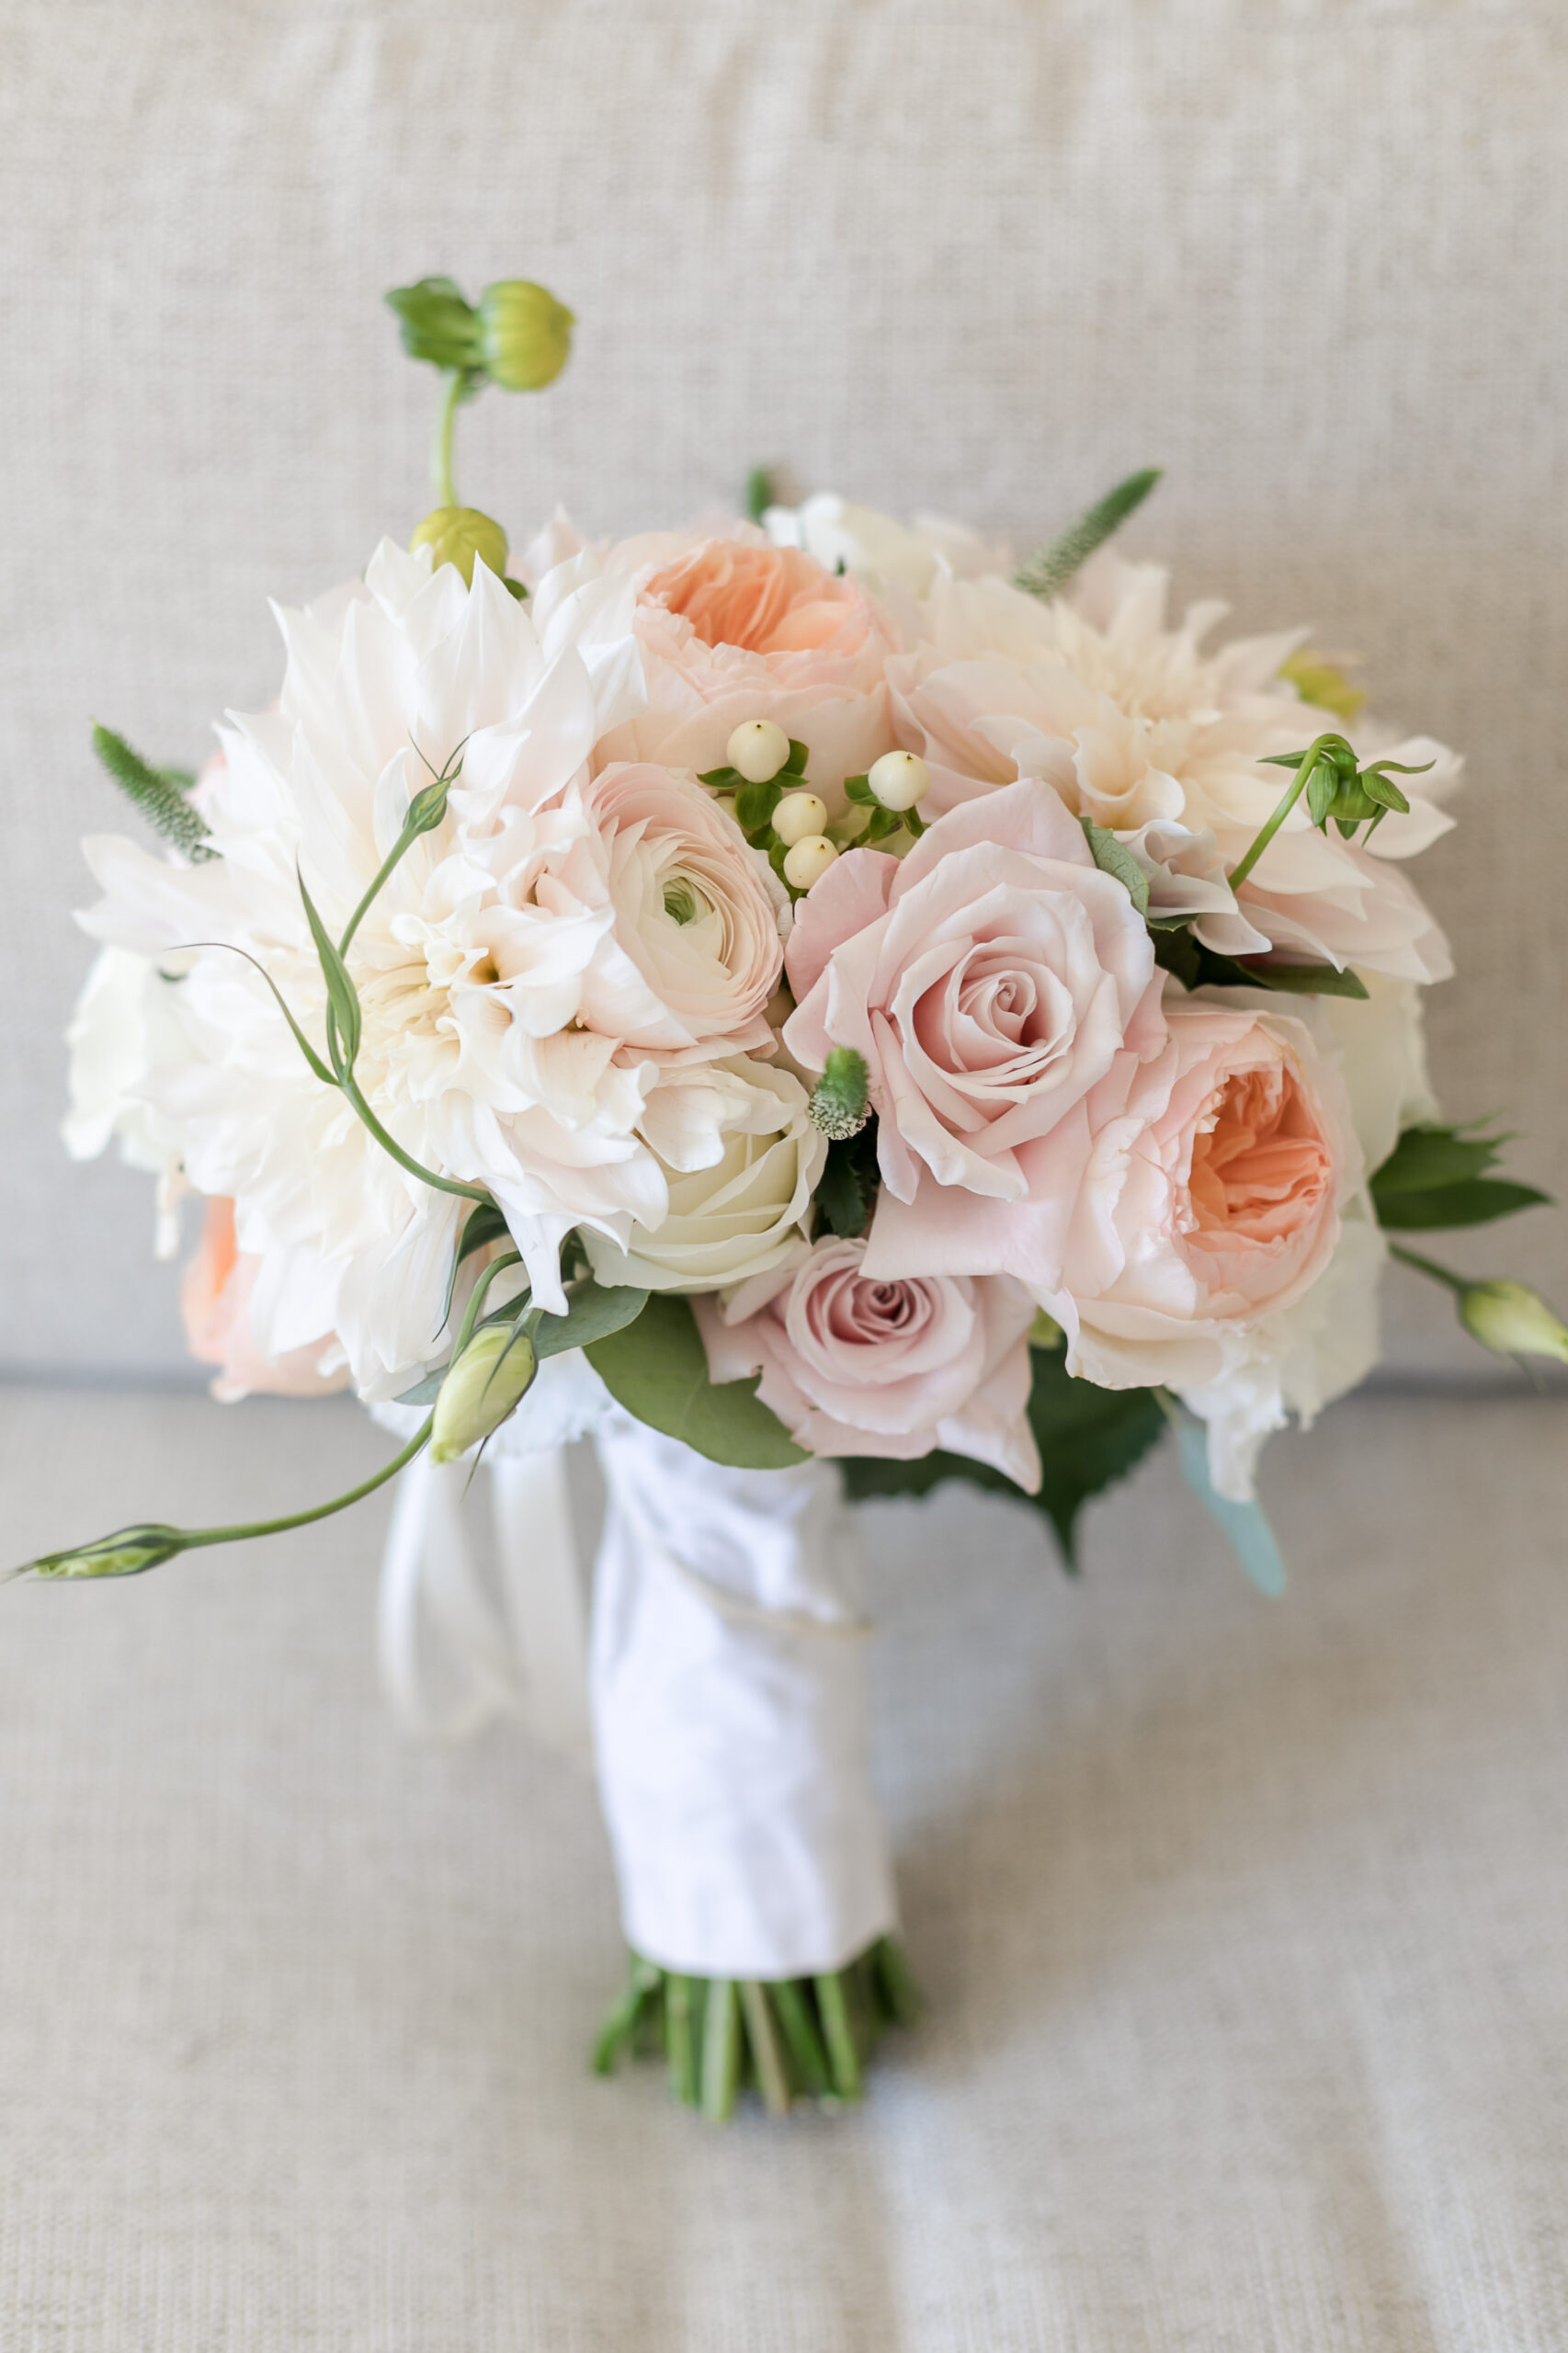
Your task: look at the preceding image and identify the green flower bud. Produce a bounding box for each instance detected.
[810,1046,870,1142]
[27,1524,185,1579]
[477,280,574,392]
[430,1324,538,1463]
[1458,1279,1568,1363]
[411,506,510,586]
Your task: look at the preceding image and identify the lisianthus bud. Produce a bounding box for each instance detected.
[477,280,574,391]
[782,835,838,892]
[28,1523,184,1579]
[430,1324,538,1462]
[772,790,828,847]
[727,719,791,785]
[866,750,931,813]
[411,506,510,586]
[809,1045,869,1141]
[1458,1279,1568,1362]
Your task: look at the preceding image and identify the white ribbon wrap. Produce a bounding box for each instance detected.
[374,1364,897,1981]
[590,1419,896,1980]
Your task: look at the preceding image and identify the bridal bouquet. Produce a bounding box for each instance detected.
[19,276,1562,2119]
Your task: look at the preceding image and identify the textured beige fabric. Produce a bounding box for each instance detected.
[2,1385,1565,2348]
[1,2,1564,1378]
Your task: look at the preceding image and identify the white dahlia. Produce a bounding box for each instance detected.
[69,540,790,1393]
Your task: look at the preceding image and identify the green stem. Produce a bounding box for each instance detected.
[700,1978,742,2122]
[740,1983,792,2116]
[768,1978,832,2098]
[433,369,467,507]
[1228,733,1340,892]
[1389,1243,1469,1295]
[340,1077,492,1203]
[177,1415,434,1552]
[814,1972,863,2101]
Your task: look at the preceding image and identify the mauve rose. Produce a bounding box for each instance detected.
[181,1197,349,1404]
[696,1238,1040,1487]
[594,531,900,803]
[784,779,1165,1290]
[1045,998,1360,1432]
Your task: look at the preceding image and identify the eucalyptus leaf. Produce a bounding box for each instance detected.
[1173,1414,1287,1597]
[585,1292,807,1469]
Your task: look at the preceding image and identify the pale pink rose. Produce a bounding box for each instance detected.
[785,779,1165,1290]
[594,531,901,802]
[181,1197,349,1404]
[697,1238,1040,1486]
[1047,998,1360,1409]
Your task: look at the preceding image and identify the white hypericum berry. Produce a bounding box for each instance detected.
[726,719,791,785]
[771,790,828,847]
[867,749,931,812]
[782,835,839,891]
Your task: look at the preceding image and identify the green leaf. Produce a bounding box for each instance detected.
[840,1347,1165,1571]
[1014,467,1163,602]
[1369,1120,1508,1196]
[92,724,215,862]
[297,869,362,1071]
[734,777,784,835]
[745,466,775,525]
[812,1121,879,1237]
[532,1279,649,1360]
[1153,928,1369,999]
[842,773,875,806]
[1172,1413,1286,1596]
[1373,1177,1551,1231]
[1080,816,1150,915]
[384,276,481,370]
[784,738,810,776]
[438,1199,512,1328]
[585,1292,808,1469]
[697,766,745,791]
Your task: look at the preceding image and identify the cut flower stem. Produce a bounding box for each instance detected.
[593,1936,920,2119]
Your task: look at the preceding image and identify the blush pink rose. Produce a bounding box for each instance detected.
[1047,999,1359,1404]
[594,531,900,802]
[784,779,1165,1290]
[181,1197,350,1404]
[696,1238,1040,1487]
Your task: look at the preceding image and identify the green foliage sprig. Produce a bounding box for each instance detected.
[92,725,214,863]
[1014,468,1163,602]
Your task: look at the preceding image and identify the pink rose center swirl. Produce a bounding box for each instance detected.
[911,942,1077,1093]
[1185,1064,1332,1249]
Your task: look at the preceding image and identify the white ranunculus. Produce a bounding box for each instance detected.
[584,1057,826,1292]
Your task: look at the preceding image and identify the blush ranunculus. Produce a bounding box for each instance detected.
[784,779,1165,1291]
[593,530,901,805]
[562,762,790,1055]
[1045,996,1365,1494]
[696,1238,1040,1487]
[181,1196,350,1404]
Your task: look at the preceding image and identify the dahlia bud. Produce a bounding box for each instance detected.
[1458,1279,1568,1363]
[726,719,791,785]
[782,835,838,892]
[26,1524,185,1579]
[866,750,931,813]
[809,1046,870,1141]
[477,280,574,391]
[430,1324,538,1463]
[411,506,510,586]
[772,790,828,847]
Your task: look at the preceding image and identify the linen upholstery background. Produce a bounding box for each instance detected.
[1,0,1565,1379]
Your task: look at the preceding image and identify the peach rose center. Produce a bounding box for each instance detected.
[645,541,858,655]
[1186,1063,1331,1247]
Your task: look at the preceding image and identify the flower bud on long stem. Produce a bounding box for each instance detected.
[430,1324,538,1462]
